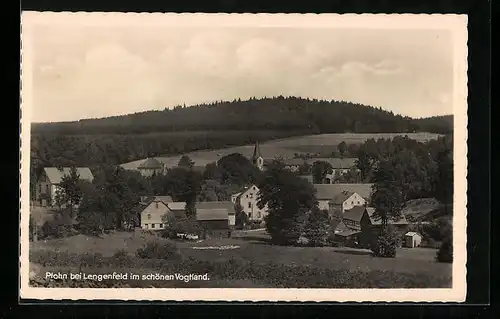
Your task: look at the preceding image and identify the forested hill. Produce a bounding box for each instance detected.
[32,96,453,135]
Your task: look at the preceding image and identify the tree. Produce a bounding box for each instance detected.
[178,155,194,169]
[433,143,453,214]
[372,225,398,258]
[57,167,83,218]
[297,162,312,175]
[337,141,347,158]
[436,228,453,263]
[163,167,202,218]
[217,153,261,186]
[311,161,333,184]
[304,206,330,246]
[203,162,222,181]
[257,166,316,245]
[234,203,248,229]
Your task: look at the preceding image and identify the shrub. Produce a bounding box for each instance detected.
[136,241,180,260]
[436,233,453,263]
[303,208,330,247]
[40,220,74,239]
[113,249,135,267]
[371,226,397,258]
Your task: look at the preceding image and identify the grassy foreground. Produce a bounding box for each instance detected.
[29,231,452,288]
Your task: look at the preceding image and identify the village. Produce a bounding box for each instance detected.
[31,140,441,252]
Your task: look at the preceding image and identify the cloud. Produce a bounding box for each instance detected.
[31,26,454,122]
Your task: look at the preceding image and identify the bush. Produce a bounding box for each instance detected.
[136,241,180,260]
[40,220,74,239]
[371,227,397,258]
[113,249,135,267]
[436,233,453,263]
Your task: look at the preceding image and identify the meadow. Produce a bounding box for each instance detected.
[29,229,452,288]
[120,132,443,170]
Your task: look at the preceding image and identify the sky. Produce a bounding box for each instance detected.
[26,15,458,123]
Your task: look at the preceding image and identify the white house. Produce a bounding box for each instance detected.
[138,197,236,230]
[35,167,94,207]
[314,184,373,211]
[232,185,268,222]
[404,232,423,248]
[137,158,166,177]
[139,196,184,230]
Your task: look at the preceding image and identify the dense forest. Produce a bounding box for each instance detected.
[30,96,453,173]
[33,96,452,135]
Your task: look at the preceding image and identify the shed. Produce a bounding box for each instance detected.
[404,232,423,248]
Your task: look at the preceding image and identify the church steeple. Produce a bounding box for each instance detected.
[252,141,264,171]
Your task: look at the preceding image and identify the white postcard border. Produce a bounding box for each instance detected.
[19,12,468,302]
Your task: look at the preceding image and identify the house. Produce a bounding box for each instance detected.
[333,220,362,247]
[137,158,166,177]
[231,185,269,222]
[404,232,423,248]
[322,158,358,184]
[314,183,373,211]
[360,207,409,248]
[196,201,236,227]
[139,197,186,230]
[196,208,232,239]
[328,191,367,214]
[35,167,94,207]
[330,206,366,247]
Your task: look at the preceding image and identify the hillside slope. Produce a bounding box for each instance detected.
[32,96,453,135]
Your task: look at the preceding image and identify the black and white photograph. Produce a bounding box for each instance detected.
[20,12,468,302]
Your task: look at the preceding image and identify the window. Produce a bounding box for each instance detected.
[351,201,354,205]
[151,224,155,229]
[147,214,151,220]
[46,185,49,192]
[159,224,163,228]
[357,201,360,205]
[144,224,148,229]
[155,202,159,209]
[253,187,256,190]
[248,202,252,209]
[246,195,249,198]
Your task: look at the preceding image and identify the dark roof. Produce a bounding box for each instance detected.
[283,158,309,166]
[138,158,163,169]
[197,201,235,213]
[342,206,366,222]
[196,208,229,221]
[333,220,349,232]
[43,167,94,184]
[330,191,355,205]
[366,207,409,225]
[314,184,373,200]
[299,175,313,183]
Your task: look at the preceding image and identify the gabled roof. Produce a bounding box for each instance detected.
[314,184,373,200]
[335,229,361,237]
[166,202,187,211]
[196,208,229,221]
[299,175,313,183]
[140,195,173,206]
[43,167,94,184]
[197,201,235,212]
[330,191,355,205]
[333,220,349,232]
[283,158,309,166]
[405,231,422,237]
[366,207,409,225]
[138,158,163,169]
[342,206,366,223]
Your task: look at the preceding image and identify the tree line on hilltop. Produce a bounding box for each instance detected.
[30,96,453,173]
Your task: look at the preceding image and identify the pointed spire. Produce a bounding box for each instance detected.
[252,140,262,162]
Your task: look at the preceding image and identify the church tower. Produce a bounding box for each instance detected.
[252,141,264,171]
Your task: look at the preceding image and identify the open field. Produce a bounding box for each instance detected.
[30,230,451,281]
[120,132,443,170]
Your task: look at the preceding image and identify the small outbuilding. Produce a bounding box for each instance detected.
[404,231,423,248]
